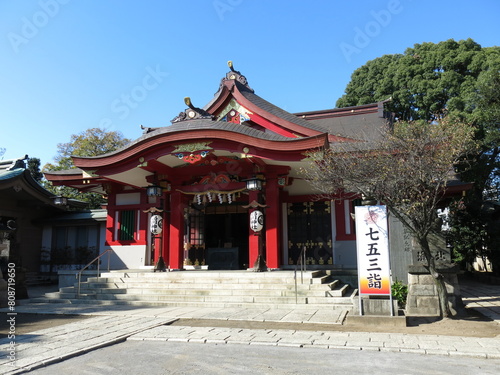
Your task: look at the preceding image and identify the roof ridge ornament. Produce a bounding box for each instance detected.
[218,61,254,93]
[171,97,215,123]
[0,155,28,171]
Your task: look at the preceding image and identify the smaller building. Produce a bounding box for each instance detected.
[0,156,105,282]
[0,156,62,277]
[40,209,107,272]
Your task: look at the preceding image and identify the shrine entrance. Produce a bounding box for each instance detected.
[185,204,249,270]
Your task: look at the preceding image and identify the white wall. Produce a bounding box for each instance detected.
[106,245,147,270]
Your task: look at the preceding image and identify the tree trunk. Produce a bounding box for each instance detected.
[418,236,453,318]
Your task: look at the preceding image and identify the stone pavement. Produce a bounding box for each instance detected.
[129,323,500,358]
[460,278,500,323]
[1,279,500,374]
[0,315,174,374]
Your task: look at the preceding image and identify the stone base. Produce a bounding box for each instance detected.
[353,296,399,316]
[406,265,463,316]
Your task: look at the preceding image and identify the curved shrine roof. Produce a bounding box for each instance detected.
[44,62,391,195]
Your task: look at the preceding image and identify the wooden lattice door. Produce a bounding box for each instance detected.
[287,201,333,265]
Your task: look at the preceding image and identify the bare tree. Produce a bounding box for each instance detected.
[303,118,476,317]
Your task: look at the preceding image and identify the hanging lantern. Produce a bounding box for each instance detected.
[246,178,263,191]
[53,196,68,206]
[150,214,163,235]
[146,185,162,197]
[250,210,264,232]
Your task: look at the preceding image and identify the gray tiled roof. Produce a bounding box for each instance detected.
[305,111,390,142]
[44,209,108,222]
[130,118,301,148]
[45,168,85,175]
[71,119,305,161]
[0,155,27,171]
[236,83,330,134]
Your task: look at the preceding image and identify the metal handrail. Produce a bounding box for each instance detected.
[76,249,113,297]
[294,246,307,304]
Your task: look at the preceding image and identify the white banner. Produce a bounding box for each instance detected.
[355,205,391,295]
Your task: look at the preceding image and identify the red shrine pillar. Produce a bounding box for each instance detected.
[153,235,162,264]
[161,192,170,268]
[265,176,280,269]
[248,189,260,269]
[104,194,116,246]
[169,190,184,270]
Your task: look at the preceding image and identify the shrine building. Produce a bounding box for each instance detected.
[45,62,393,272]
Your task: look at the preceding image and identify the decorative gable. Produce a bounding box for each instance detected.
[217,99,253,124]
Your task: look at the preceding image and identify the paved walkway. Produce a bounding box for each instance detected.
[460,278,500,323]
[0,315,174,374]
[1,279,500,374]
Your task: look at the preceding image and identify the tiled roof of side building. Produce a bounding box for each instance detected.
[44,168,85,175]
[297,103,393,142]
[0,167,24,181]
[0,155,28,171]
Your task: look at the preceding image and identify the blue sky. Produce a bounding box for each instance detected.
[1,0,499,167]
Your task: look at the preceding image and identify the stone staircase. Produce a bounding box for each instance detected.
[34,270,357,311]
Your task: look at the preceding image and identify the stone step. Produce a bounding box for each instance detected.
[30,297,353,311]
[100,270,325,279]
[308,289,358,305]
[77,281,338,292]
[61,291,339,304]
[58,292,94,299]
[55,290,354,305]
[70,293,309,304]
[74,287,334,298]
[85,276,326,285]
[326,283,350,297]
[41,270,356,311]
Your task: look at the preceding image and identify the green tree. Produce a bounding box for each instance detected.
[44,128,130,171]
[303,118,476,317]
[336,38,500,272]
[43,128,130,208]
[336,39,496,122]
[27,157,43,182]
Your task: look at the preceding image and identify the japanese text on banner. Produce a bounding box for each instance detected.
[355,205,391,295]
